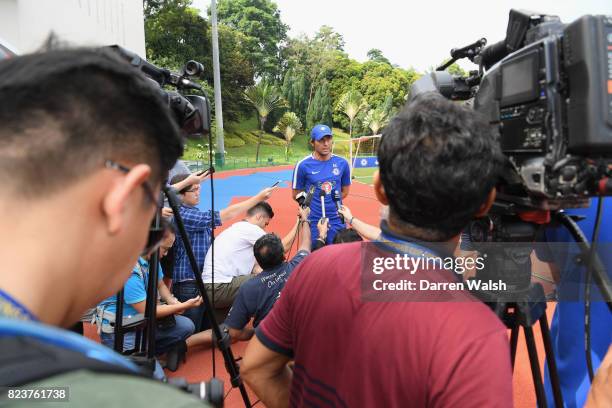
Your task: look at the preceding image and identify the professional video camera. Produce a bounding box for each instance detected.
[410,12,612,406]
[411,10,612,211]
[109,45,211,138]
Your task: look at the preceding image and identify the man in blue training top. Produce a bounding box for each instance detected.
[292,124,351,246]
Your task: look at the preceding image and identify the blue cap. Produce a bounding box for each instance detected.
[310,124,332,141]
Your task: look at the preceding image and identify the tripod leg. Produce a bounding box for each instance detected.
[524,326,548,408]
[510,326,519,372]
[540,314,564,407]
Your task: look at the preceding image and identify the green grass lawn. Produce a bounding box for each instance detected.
[181,116,371,172]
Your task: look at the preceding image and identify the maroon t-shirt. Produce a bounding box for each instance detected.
[256,242,513,407]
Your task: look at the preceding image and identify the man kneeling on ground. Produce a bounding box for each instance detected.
[187,206,311,349]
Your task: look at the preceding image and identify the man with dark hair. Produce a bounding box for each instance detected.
[170,173,276,331]
[185,207,311,350]
[241,93,513,407]
[202,201,301,322]
[332,228,363,244]
[0,47,206,405]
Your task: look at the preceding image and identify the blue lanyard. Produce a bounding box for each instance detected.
[0,289,38,321]
[375,221,446,259]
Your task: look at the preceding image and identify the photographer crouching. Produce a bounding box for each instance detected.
[0,46,211,405]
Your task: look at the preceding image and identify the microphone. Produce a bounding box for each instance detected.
[296,185,316,208]
[320,189,326,219]
[332,190,344,223]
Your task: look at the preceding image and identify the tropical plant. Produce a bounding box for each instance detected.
[363,107,389,136]
[273,112,302,161]
[336,89,367,138]
[244,81,287,162]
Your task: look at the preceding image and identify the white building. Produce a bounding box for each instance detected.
[0,0,145,55]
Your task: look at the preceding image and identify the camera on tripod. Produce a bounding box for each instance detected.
[109,45,211,139]
[411,10,612,211]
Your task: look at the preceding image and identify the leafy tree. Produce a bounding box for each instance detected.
[144,0,254,122]
[244,81,287,162]
[314,25,345,52]
[273,112,302,161]
[216,0,288,79]
[336,89,367,138]
[367,48,391,65]
[282,69,309,124]
[306,81,333,131]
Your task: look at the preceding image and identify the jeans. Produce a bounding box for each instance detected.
[172,280,205,332]
[100,315,194,355]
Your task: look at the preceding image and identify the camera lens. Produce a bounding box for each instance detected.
[185,60,204,77]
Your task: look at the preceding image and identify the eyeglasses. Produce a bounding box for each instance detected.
[104,160,158,206]
[104,160,168,255]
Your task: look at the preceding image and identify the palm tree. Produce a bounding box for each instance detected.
[244,81,287,162]
[363,107,389,136]
[273,112,302,161]
[336,89,367,138]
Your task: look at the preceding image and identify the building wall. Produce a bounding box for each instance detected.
[0,0,145,55]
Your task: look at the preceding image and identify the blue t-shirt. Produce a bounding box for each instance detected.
[292,154,351,224]
[224,250,309,329]
[99,258,164,320]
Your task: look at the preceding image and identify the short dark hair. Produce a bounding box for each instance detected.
[333,228,363,244]
[247,202,274,219]
[0,45,183,198]
[378,93,503,241]
[253,233,284,270]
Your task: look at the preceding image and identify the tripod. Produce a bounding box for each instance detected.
[469,208,564,407]
[483,285,563,408]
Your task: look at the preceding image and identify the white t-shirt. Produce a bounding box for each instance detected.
[202,221,266,284]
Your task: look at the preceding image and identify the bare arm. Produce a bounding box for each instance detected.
[281,217,300,253]
[229,327,255,342]
[297,207,311,252]
[220,187,276,223]
[131,296,202,319]
[157,281,178,305]
[171,170,210,192]
[338,205,381,241]
[341,185,350,199]
[242,335,292,408]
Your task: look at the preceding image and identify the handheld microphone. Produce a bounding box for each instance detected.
[303,185,315,208]
[296,186,316,208]
[333,190,344,223]
[320,189,327,218]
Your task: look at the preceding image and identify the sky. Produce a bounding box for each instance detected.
[191,0,612,72]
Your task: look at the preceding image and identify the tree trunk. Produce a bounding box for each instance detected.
[255,117,265,163]
[285,141,289,162]
[349,118,353,139]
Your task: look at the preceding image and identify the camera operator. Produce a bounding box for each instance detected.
[0,46,208,405]
[170,173,276,332]
[241,93,513,407]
